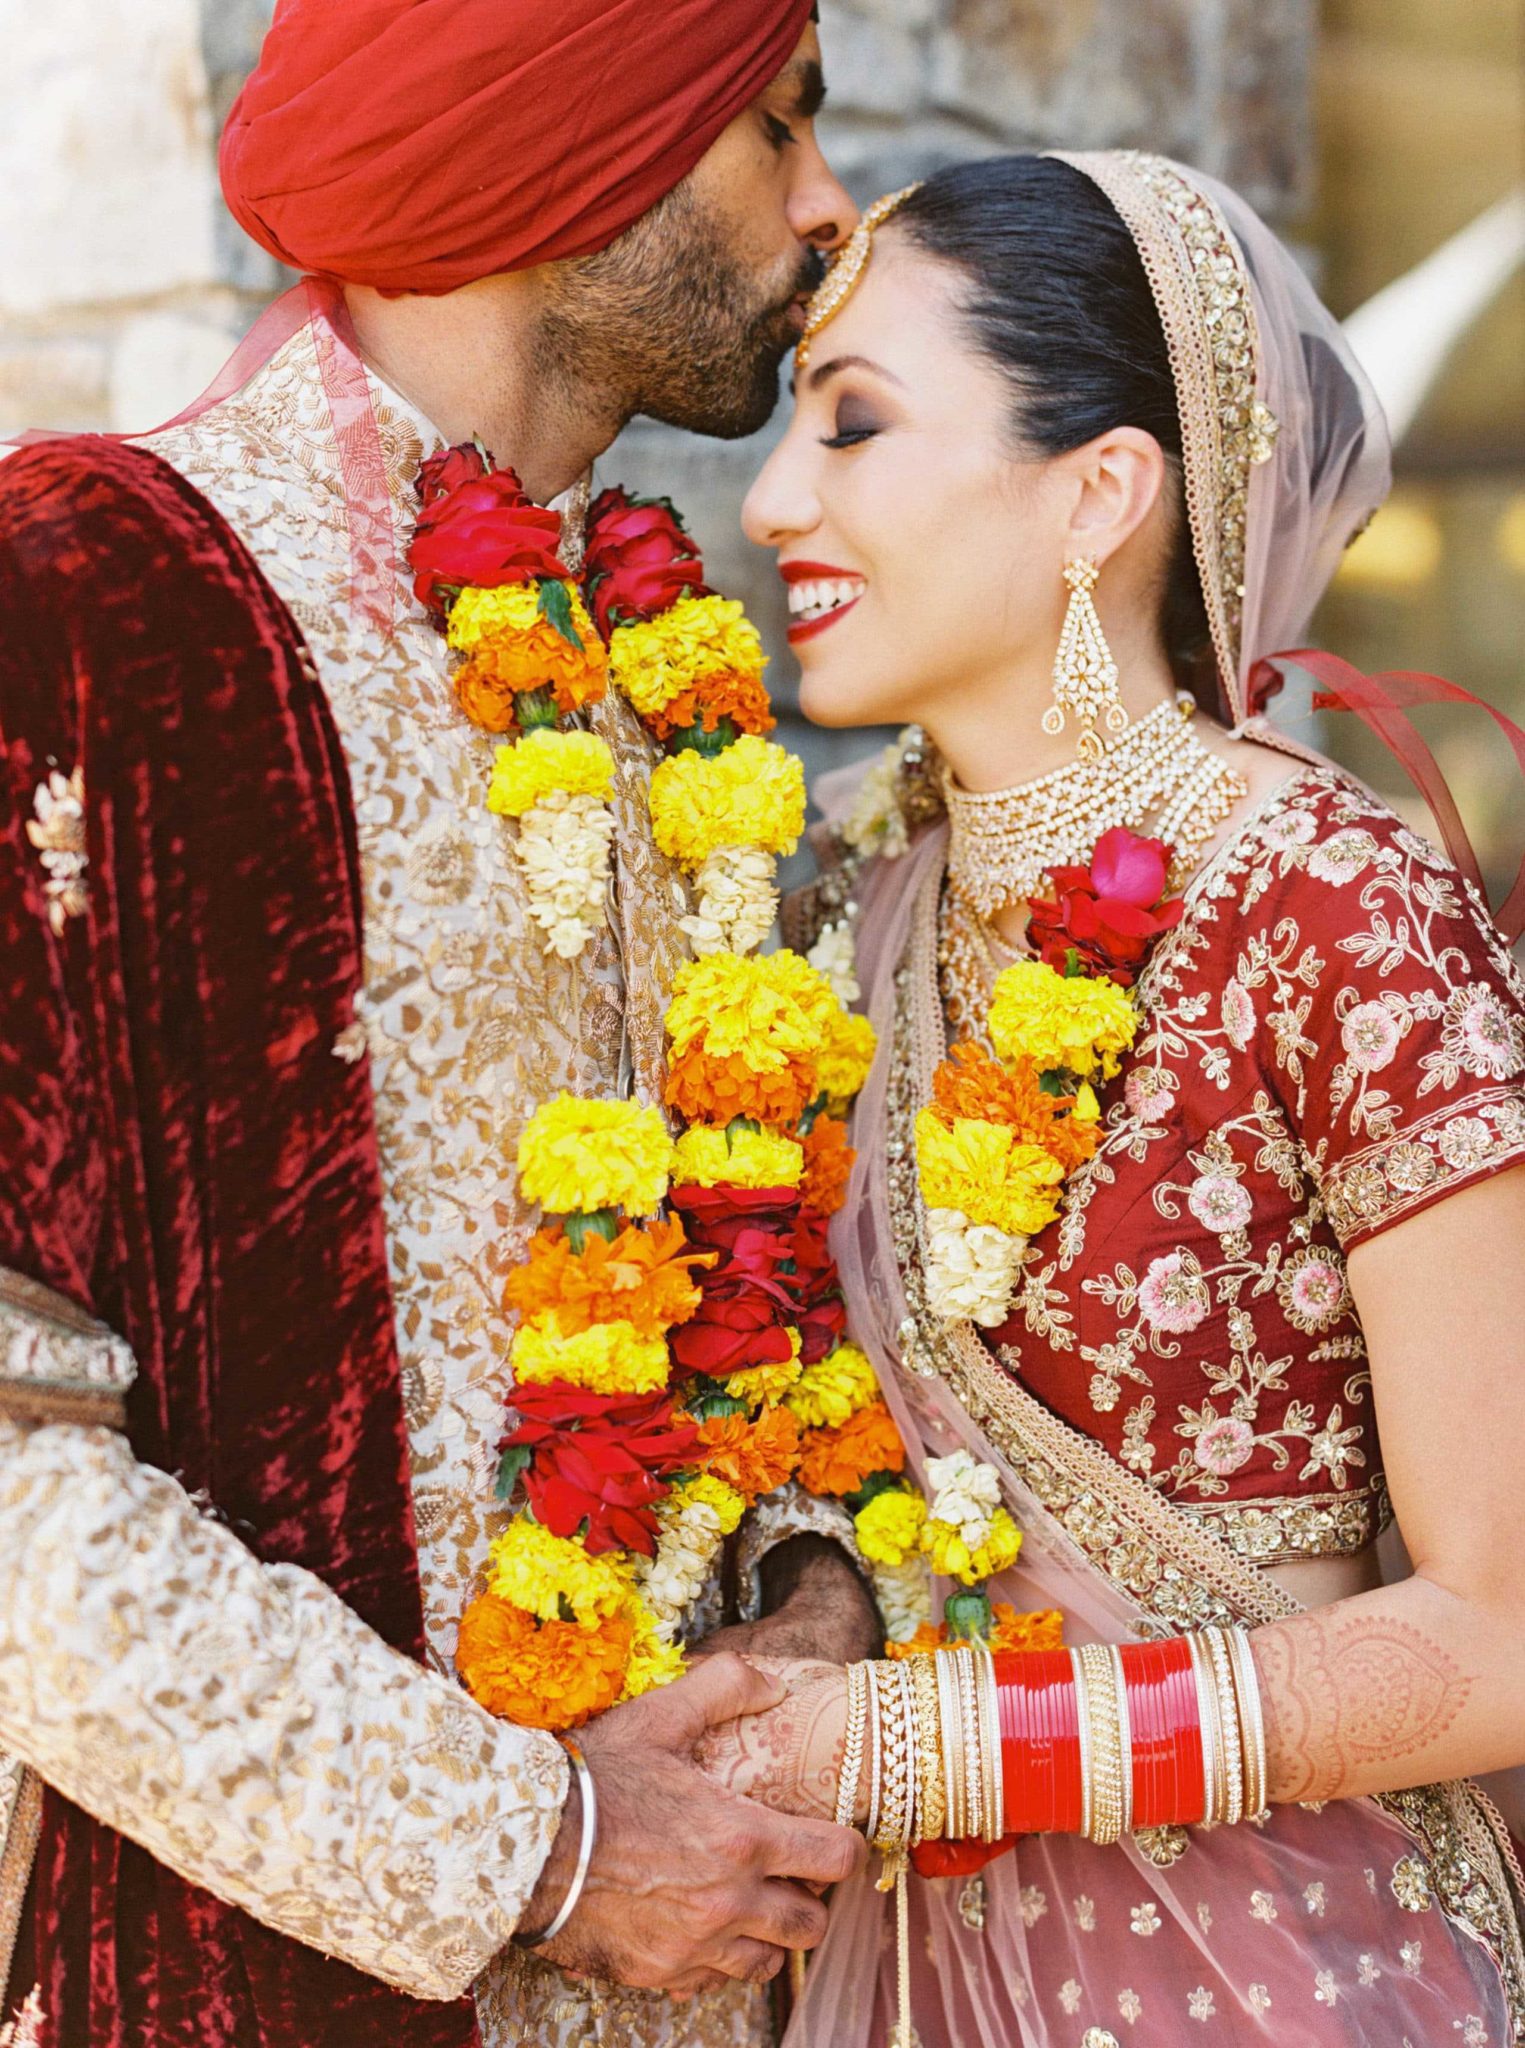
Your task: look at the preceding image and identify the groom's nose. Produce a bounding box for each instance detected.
[787,142,860,256]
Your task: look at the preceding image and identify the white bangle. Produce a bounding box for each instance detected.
[518,1738,598,1948]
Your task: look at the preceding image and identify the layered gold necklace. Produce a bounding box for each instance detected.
[938,693,1247,1041]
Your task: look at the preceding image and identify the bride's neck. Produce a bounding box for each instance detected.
[930,623,1180,796]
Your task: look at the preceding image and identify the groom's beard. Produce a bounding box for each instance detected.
[537,183,827,442]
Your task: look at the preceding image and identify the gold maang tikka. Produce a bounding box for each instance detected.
[795,184,924,371]
[1044,557,1127,764]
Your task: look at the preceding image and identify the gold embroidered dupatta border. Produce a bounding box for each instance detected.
[889,847,1525,2032]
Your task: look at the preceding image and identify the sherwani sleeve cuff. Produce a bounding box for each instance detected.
[0,1279,567,2003]
[733,1480,869,1623]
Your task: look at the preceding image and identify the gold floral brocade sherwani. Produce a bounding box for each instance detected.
[0,330,823,2048]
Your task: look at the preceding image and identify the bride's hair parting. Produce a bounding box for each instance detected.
[894,157,1217,709]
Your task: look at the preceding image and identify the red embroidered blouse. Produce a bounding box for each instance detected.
[992,769,1525,1564]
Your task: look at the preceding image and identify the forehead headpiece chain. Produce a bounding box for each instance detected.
[795,183,923,371]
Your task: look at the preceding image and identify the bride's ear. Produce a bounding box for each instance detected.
[1058,427,1169,569]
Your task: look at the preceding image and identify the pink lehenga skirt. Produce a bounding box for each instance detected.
[787,823,1525,2048]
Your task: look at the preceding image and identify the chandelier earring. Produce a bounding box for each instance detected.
[1043,558,1127,764]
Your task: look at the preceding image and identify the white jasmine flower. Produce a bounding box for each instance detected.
[807,918,861,1006]
[681,843,779,957]
[512,790,615,959]
[923,1207,1024,1326]
[631,1492,730,1638]
[841,743,910,860]
[925,1448,1004,1548]
[871,1553,934,1643]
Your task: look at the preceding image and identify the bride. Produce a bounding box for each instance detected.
[701,151,1525,2044]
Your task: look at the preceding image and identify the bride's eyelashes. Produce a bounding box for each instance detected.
[820,401,885,451]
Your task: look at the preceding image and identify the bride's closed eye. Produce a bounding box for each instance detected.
[820,401,884,451]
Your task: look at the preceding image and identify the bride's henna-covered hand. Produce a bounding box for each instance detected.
[694,1658,860,1826]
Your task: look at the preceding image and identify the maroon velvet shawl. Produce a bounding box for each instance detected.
[0,439,481,2048]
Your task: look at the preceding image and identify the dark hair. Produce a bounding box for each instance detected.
[896,157,1215,701]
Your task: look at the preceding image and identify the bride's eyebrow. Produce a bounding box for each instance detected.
[801,354,907,394]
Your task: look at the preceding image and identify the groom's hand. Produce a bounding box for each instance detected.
[521,1652,866,1996]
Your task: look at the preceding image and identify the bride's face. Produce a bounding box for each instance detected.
[742,232,1073,732]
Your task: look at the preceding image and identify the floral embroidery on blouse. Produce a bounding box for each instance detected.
[995,772,1525,1562]
[25,767,86,935]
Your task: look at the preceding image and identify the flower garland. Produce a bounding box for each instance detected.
[411,444,612,960]
[920,826,1184,1331]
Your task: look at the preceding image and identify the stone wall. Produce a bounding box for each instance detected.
[0,0,1313,776]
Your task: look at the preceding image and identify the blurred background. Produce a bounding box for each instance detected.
[1,0,1521,888]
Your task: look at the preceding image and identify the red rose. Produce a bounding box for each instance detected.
[415,441,489,508]
[410,469,567,613]
[505,1386,699,1556]
[783,1210,846,1364]
[1026,826,1184,987]
[671,1185,800,1258]
[668,1262,799,1379]
[584,486,710,634]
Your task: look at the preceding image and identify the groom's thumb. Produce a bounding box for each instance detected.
[665,1651,785,1741]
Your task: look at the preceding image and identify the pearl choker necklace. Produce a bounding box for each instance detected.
[941,695,1247,918]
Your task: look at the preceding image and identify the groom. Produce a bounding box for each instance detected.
[0,4,877,2045]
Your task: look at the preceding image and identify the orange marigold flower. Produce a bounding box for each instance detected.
[505,1217,712,1339]
[885,1625,944,1661]
[988,1603,1066,1655]
[665,1041,816,1129]
[930,1041,1099,1172]
[645,670,778,743]
[456,1591,633,1729]
[696,1404,802,1502]
[459,622,608,717]
[796,1399,906,1497]
[455,658,520,735]
[801,1114,855,1215]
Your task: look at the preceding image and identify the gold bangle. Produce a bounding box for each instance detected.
[936,1650,967,1839]
[907,1654,946,1842]
[1226,1628,1269,1822]
[1107,1645,1135,1839]
[1070,1646,1095,1843]
[870,1662,914,1859]
[865,1653,885,1843]
[1187,1632,1223,1826]
[1077,1643,1126,1846]
[836,1662,870,1831]
[972,1639,1004,1843]
[952,1646,984,1843]
[1206,1629,1245,1827]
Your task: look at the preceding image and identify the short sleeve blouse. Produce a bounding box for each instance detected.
[994,769,1525,1566]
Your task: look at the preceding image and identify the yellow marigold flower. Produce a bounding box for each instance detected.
[673,1122,804,1191]
[675,1470,748,1537]
[727,1330,805,1410]
[817,1006,877,1104]
[854,1487,928,1569]
[915,1109,1066,1238]
[666,950,836,1077]
[448,581,605,708]
[618,1594,688,1700]
[486,728,615,819]
[517,1094,674,1217]
[784,1342,879,1431]
[988,960,1138,1081]
[649,734,805,871]
[511,1313,671,1396]
[608,593,766,720]
[921,1505,1024,1586]
[486,1516,630,1626]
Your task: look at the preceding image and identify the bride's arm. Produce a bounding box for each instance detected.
[1250,1162,1525,1803]
[699,1166,1525,1831]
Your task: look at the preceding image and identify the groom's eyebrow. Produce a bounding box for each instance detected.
[776,57,828,121]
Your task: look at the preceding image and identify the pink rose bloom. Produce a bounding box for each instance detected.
[1261,809,1317,851]
[1195,1415,1255,1477]
[1282,1255,1348,1329]
[1138,1251,1211,1334]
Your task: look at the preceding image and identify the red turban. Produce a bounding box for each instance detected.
[220,0,817,296]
